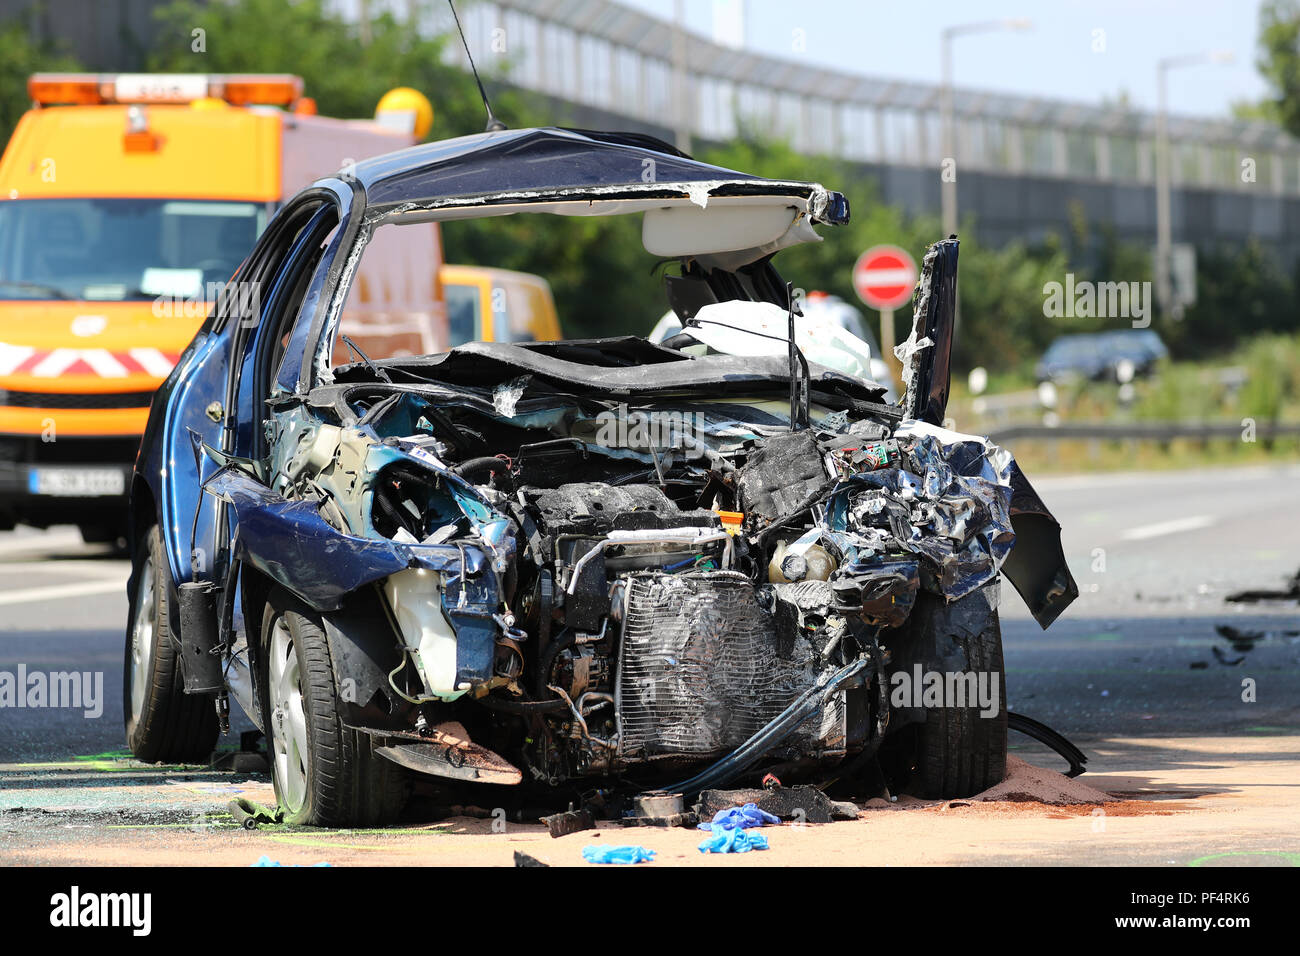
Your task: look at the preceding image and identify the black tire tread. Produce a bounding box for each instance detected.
[915,608,1007,798]
[262,589,407,827]
[123,525,219,763]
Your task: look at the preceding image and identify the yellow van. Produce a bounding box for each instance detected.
[440,264,561,346]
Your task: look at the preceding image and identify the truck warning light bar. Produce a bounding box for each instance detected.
[28,73,305,108]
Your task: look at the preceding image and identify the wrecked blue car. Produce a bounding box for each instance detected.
[122,127,1077,826]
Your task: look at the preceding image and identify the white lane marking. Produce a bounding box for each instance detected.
[0,530,86,555]
[0,578,126,607]
[1119,514,1215,541]
[0,561,129,577]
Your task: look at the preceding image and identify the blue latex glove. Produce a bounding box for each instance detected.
[698,827,770,854]
[582,844,656,865]
[251,855,331,867]
[696,802,782,831]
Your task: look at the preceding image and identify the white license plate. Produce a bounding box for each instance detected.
[28,468,126,497]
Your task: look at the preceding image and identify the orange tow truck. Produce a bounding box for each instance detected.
[0,73,447,543]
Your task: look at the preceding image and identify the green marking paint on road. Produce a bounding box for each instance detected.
[1246,726,1292,734]
[278,825,454,838]
[10,750,203,774]
[1189,850,1300,867]
[266,829,452,851]
[71,751,146,772]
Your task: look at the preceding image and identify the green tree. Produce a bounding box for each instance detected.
[147,0,534,140]
[1252,0,1300,136]
[0,17,81,144]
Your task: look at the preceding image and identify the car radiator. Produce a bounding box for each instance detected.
[615,570,846,760]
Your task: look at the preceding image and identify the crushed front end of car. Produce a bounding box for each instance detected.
[127,128,1077,826]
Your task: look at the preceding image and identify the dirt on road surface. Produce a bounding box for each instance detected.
[2,735,1296,867]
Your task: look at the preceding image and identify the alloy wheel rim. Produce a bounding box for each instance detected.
[128,558,155,722]
[268,617,309,814]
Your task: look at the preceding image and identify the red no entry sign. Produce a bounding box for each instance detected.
[853,245,918,311]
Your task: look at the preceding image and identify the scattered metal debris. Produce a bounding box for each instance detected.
[541,808,595,839]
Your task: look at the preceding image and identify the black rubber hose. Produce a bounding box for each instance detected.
[449,456,511,481]
[374,484,418,537]
[533,628,577,699]
[666,657,868,796]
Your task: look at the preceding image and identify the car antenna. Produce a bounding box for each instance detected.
[447,0,507,132]
[786,282,810,430]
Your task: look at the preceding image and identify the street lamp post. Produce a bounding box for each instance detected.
[940,18,1032,239]
[1154,51,1233,319]
[671,0,692,154]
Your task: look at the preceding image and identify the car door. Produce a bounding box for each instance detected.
[143,189,345,589]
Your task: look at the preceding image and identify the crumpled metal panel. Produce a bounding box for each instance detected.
[896,238,957,426]
[827,420,1016,603]
[203,465,489,612]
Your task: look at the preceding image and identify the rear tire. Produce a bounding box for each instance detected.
[259,589,407,827]
[81,522,126,546]
[123,524,219,762]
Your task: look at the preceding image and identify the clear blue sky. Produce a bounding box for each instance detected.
[617,0,1270,119]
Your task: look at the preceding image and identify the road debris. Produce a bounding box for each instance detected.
[972,756,1112,806]
[696,803,781,831]
[227,797,283,830]
[698,828,770,854]
[582,844,656,864]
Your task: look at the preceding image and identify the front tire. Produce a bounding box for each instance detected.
[881,587,1007,799]
[912,604,1007,798]
[123,524,219,762]
[259,589,407,827]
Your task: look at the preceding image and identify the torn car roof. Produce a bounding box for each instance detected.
[342,126,849,224]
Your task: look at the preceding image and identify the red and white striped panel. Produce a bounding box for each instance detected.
[0,345,179,378]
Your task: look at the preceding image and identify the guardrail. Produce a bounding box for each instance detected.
[984,420,1300,444]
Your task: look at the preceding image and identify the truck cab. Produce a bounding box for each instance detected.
[0,73,441,543]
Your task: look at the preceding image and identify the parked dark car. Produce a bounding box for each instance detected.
[123,127,1077,826]
[1096,329,1168,378]
[1036,330,1168,384]
[1035,334,1108,383]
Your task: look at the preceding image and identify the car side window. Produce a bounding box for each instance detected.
[255,213,339,400]
[211,198,339,459]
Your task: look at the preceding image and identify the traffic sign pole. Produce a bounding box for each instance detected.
[880,307,897,380]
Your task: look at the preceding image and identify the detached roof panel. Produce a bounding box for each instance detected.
[355,126,764,208]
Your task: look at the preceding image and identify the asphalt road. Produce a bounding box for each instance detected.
[1,462,1297,865]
